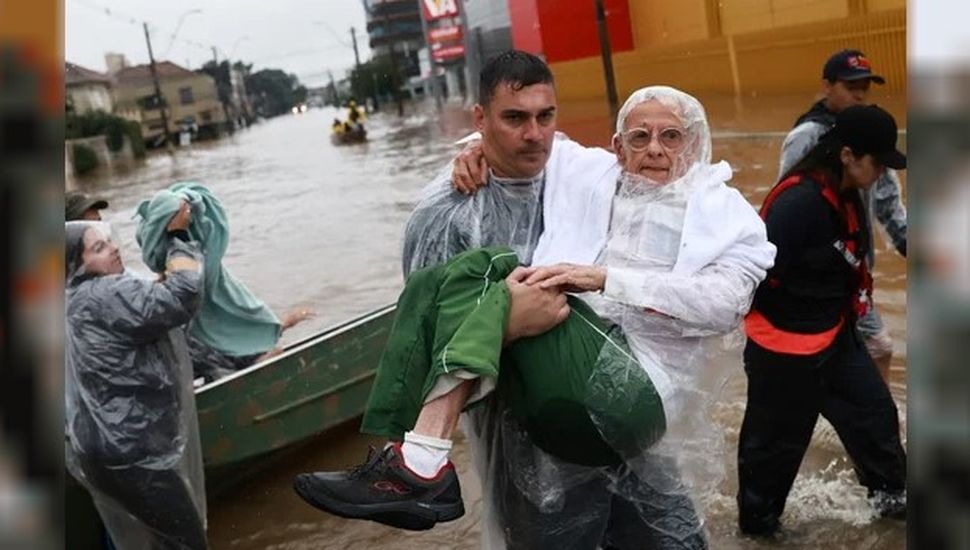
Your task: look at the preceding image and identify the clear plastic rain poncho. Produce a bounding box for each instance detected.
[421,87,773,549]
[64,221,209,550]
[402,166,545,278]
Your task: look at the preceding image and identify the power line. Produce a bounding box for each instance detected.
[251,44,349,64]
[70,0,213,57]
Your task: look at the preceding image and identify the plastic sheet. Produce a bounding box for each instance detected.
[402,165,545,277]
[64,221,208,549]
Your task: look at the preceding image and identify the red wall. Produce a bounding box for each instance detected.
[509,0,633,63]
[508,0,544,56]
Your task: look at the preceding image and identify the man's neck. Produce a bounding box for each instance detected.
[488,167,544,184]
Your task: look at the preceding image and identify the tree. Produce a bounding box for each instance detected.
[349,54,402,107]
[199,60,232,107]
[245,68,307,118]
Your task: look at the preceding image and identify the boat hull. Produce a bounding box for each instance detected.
[197,304,396,472]
[330,127,367,145]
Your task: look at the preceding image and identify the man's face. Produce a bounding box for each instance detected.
[81,208,102,221]
[473,82,557,179]
[613,100,688,184]
[824,78,871,113]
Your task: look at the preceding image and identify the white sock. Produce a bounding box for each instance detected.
[401,431,452,479]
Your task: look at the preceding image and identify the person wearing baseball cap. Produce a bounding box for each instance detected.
[66,191,109,221]
[738,104,907,536]
[777,48,907,383]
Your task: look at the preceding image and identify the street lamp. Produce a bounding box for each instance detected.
[229,35,251,60]
[162,8,203,59]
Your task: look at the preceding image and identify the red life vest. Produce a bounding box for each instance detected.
[745,170,873,355]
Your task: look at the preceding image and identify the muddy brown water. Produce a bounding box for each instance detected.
[74,90,907,549]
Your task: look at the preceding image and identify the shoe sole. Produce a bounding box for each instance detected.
[293,477,465,531]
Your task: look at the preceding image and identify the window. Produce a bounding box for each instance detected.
[200,111,212,122]
[138,95,163,110]
[179,86,194,105]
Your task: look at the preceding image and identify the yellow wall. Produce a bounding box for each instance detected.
[867,0,906,11]
[628,0,709,48]
[551,5,905,100]
[720,0,849,35]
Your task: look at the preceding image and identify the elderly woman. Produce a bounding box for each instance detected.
[65,202,209,550]
[134,182,312,384]
[296,87,775,549]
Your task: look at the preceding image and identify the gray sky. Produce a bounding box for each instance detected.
[65,0,373,87]
[913,0,970,68]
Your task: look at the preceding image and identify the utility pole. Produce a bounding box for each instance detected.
[593,0,620,127]
[143,22,172,148]
[328,70,337,107]
[350,26,377,110]
[350,27,361,68]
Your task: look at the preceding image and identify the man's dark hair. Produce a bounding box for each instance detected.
[478,50,554,107]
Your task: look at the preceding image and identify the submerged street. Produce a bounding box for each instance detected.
[72,93,908,550]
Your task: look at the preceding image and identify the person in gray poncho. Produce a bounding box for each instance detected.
[64,202,209,550]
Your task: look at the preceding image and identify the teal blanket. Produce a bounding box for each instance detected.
[136,182,281,357]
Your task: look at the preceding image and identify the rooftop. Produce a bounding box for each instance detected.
[65,62,111,86]
[113,61,199,87]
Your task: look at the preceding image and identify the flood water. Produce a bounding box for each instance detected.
[72,90,907,549]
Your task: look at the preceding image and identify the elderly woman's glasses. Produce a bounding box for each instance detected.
[621,127,686,152]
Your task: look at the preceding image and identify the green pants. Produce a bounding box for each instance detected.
[361,247,666,466]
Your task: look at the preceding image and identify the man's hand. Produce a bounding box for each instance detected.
[524,263,607,293]
[452,140,488,194]
[504,266,569,343]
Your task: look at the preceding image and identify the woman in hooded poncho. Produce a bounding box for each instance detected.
[65,202,209,550]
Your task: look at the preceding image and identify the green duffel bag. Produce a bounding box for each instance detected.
[501,295,667,467]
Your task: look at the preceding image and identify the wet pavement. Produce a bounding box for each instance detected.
[72,90,907,549]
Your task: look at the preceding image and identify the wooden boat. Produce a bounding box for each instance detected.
[67,304,397,547]
[198,303,395,479]
[330,126,367,145]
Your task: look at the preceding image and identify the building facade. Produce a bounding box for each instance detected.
[65,62,113,115]
[363,0,424,80]
[112,61,226,144]
[450,0,905,102]
[504,0,906,101]
[460,0,514,102]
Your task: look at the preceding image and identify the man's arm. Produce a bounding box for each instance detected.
[778,122,827,179]
[871,169,907,256]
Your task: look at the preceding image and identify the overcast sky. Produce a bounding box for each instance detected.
[65,0,374,87]
[912,0,970,68]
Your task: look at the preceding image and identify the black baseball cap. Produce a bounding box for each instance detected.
[66,191,109,221]
[823,49,885,84]
[834,105,906,169]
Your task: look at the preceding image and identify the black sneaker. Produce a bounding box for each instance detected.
[293,443,465,531]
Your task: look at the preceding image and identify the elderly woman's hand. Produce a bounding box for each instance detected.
[281,307,315,330]
[166,201,192,232]
[524,263,607,293]
[452,140,488,194]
